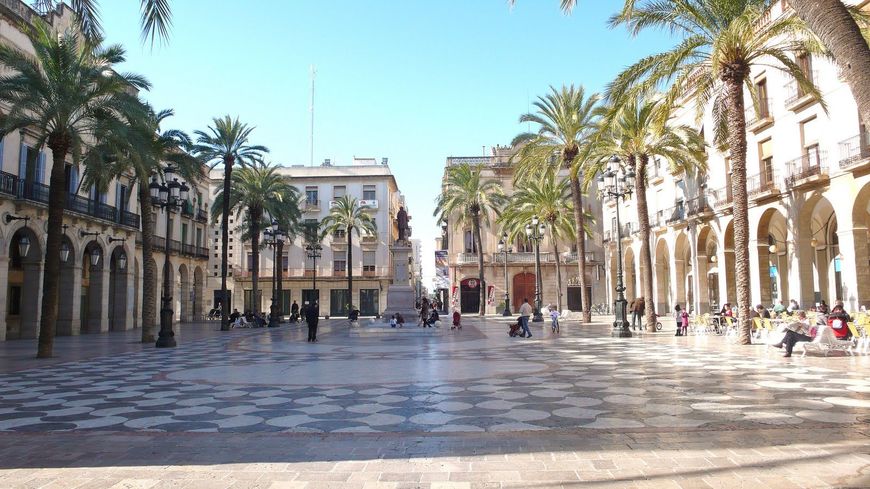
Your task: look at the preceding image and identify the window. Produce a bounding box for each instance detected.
[759,139,774,185]
[247,253,253,272]
[333,228,346,239]
[755,79,770,117]
[282,253,289,272]
[801,117,820,165]
[333,258,346,272]
[363,185,376,200]
[196,228,202,248]
[304,219,319,243]
[797,53,813,80]
[305,186,318,204]
[181,223,188,245]
[463,230,477,253]
[515,236,533,253]
[333,185,346,199]
[363,251,376,272]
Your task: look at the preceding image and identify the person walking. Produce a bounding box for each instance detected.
[674,304,684,336]
[290,300,299,323]
[306,302,320,342]
[519,298,533,339]
[549,306,560,334]
[419,298,430,327]
[631,297,645,331]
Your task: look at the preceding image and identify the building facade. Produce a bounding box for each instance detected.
[0,0,210,341]
[440,145,607,315]
[601,1,870,315]
[211,159,407,317]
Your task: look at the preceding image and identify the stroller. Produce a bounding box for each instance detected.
[508,319,524,337]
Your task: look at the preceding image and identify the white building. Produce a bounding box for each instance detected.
[210,158,408,317]
[601,1,870,315]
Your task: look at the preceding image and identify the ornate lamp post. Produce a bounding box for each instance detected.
[597,155,636,338]
[264,219,287,327]
[305,243,322,305]
[497,232,512,316]
[525,216,546,323]
[149,165,190,348]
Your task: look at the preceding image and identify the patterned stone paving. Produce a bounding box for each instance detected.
[0,318,868,434]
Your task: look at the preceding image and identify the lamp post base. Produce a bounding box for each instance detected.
[155,304,176,348]
[532,312,544,323]
[502,297,511,316]
[610,298,632,338]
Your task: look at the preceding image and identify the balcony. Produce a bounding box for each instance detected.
[446,156,510,168]
[563,251,599,264]
[181,201,194,218]
[686,196,713,217]
[707,185,733,209]
[0,176,141,230]
[647,164,665,185]
[328,200,341,209]
[196,208,208,223]
[784,72,819,111]
[664,203,687,225]
[359,199,379,210]
[361,234,378,245]
[302,199,320,212]
[457,253,481,265]
[745,97,774,133]
[492,252,555,264]
[747,170,780,201]
[839,132,870,170]
[784,151,829,190]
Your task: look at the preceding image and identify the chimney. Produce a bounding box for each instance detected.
[381,158,388,165]
[322,158,331,166]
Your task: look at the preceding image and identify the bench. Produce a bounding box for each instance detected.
[798,325,854,357]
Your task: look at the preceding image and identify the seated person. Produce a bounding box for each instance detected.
[348,307,360,322]
[772,311,812,357]
[429,309,440,326]
[828,302,852,340]
[252,311,266,328]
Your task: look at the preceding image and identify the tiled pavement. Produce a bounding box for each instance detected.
[0,317,868,488]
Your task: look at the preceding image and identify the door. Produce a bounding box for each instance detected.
[360,289,378,316]
[213,290,231,311]
[460,278,480,314]
[567,286,582,311]
[330,289,349,317]
[512,272,536,313]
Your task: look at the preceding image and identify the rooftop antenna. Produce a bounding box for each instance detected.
[309,64,316,167]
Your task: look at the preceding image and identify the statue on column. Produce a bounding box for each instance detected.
[396,206,409,244]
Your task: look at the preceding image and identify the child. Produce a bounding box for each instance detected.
[396,313,405,328]
[452,310,461,330]
[390,314,397,328]
[680,308,689,336]
[549,307,560,333]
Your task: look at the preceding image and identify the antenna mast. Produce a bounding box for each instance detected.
[309,64,316,167]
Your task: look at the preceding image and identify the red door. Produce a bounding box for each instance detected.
[512,272,536,313]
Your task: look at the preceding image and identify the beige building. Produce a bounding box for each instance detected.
[0,0,210,341]
[211,158,408,317]
[440,146,606,315]
[601,0,870,315]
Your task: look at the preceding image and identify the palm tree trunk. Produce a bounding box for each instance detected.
[347,226,353,315]
[36,140,70,358]
[569,175,590,322]
[724,73,752,344]
[250,210,260,315]
[139,181,156,343]
[472,212,486,316]
[634,154,657,332]
[550,226,563,311]
[220,157,233,331]
[789,0,870,127]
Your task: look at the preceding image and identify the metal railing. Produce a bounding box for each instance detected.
[784,151,827,186]
[457,253,480,264]
[747,170,779,197]
[492,252,554,264]
[838,132,870,169]
[784,71,819,107]
[664,203,687,224]
[745,96,774,126]
[563,251,598,263]
[686,196,712,215]
[196,208,208,222]
[181,201,194,218]
[707,185,732,207]
[0,172,18,196]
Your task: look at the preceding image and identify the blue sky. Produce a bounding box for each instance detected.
[97,0,674,288]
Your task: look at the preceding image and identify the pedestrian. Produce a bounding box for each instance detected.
[419,298,430,327]
[290,300,299,323]
[631,297,645,331]
[397,312,405,328]
[772,299,786,315]
[674,304,683,336]
[452,309,461,330]
[549,306,560,334]
[390,314,397,328]
[519,298,533,339]
[680,307,689,336]
[306,302,319,342]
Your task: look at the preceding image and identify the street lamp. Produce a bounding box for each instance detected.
[305,243,322,307]
[597,155,636,338]
[497,232,512,316]
[264,219,287,327]
[149,165,190,348]
[525,216,546,322]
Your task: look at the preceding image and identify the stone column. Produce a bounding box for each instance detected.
[96,265,110,332]
[792,235,814,309]
[717,246,728,310]
[748,239,763,307]
[112,269,131,331]
[0,255,8,341]
[57,264,82,335]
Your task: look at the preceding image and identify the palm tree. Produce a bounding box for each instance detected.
[0,22,148,358]
[193,116,268,331]
[434,164,507,316]
[511,85,600,322]
[498,169,587,312]
[584,95,706,331]
[320,196,377,316]
[82,107,201,342]
[607,0,822,344]
[37,0,173,46]
[211,164,301,315]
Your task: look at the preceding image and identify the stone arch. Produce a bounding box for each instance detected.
[624,246,637,301]
[654,238,671,314]
[798,194,841,307]
[696,225,720,311]
[81,240,106,334]
[108,246,130,331]
[849,183,870,309]
[193,266,204,320]
[674,232,692,311]
[57,232,79,336]
[756,207,790,307]
[6,226,43,339]
[179,263,190,322]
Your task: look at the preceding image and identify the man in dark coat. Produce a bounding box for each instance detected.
[290,300,299,322]
[306,302,320,342]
